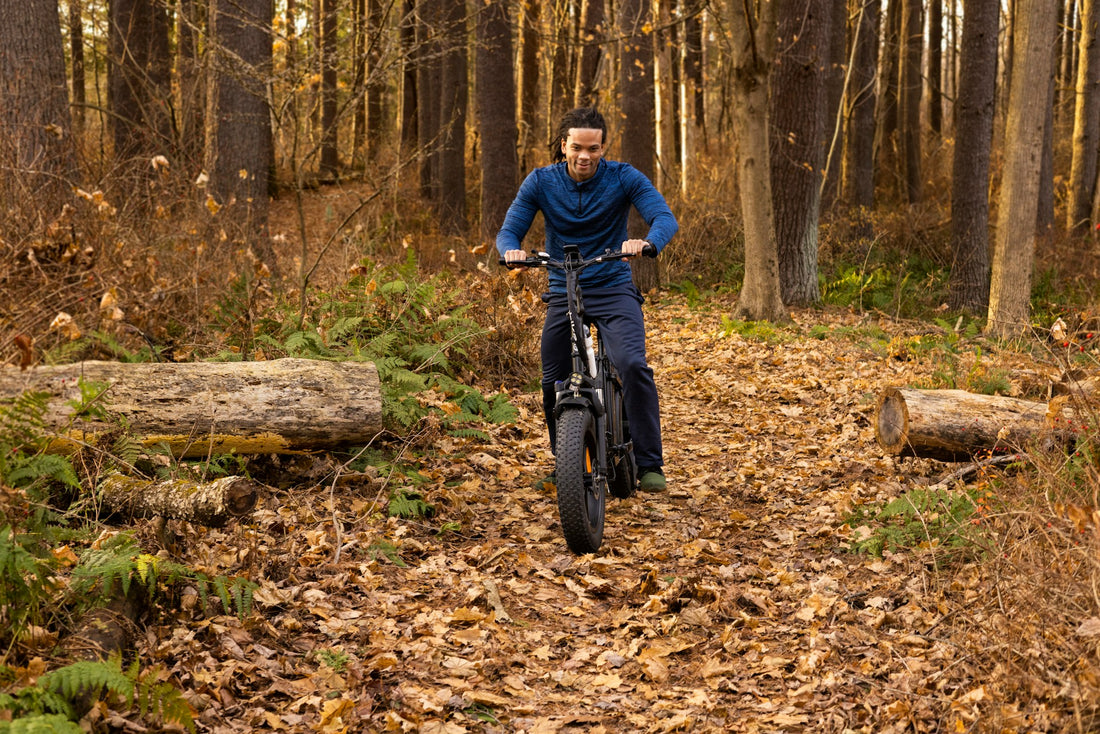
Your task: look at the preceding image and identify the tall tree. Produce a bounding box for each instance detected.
[898,0,922,203]
[1068,0,1100,233]
[0,0,77,206]
[575,0,605,106]
[928,0,943,136]
[820,0,847,211]
[417,0,442,199]
[69,0,85,141]
[206,0,275,267]
[987,0,1058,339]
[319,0,339,178]
[437,0,467,234]
[619,0,658,290]
[842,0,879,227]
[519,0,541,169]
[770,0,829,306]
[948,0,999,313]
[178,0,204,175]
[399,0,417,151]
[729,0,788,322]
[875,0,901,194]
[108,0,172,168]
[476,0,518,242]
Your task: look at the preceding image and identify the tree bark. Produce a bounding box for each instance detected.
[206,0,276,270]
[948,0,998,314]
[874,387,1074,461]
[99,474,260,526]
[928,0,943,136]
[519,0,541,170]
[0,358,382,457]
[0,0,78,206]
[438,0,468,234]
[729,0,789,323]
[1068,0,1100,233]
[898,0,922,204]
[575,0,605,106]
[619,0,659,291]
[476,0,520,244]
[842,0,879,228]
[771,0,828,306]
[987,0,1058,339]
[319,0,339,179]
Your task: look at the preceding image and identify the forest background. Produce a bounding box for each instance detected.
[4,0,1100,731]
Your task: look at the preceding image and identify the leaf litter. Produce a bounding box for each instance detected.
[136,289,1087,733]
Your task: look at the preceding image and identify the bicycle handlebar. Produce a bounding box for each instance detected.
[498,243,657,269]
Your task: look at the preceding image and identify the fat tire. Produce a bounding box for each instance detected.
[555,408,604,554]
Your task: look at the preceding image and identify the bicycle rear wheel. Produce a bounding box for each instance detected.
[555,408,605,554]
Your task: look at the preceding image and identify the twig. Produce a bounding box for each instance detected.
[928,454,1023,490]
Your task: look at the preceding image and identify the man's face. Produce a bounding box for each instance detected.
[562,128,604,182]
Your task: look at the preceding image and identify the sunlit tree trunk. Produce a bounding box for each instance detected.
[0,0,78,206]
[399,0,418,151]
[1068,0,1100,233]
[655,0,676,191]
[987,0,1058,339]
[948,0,998,314]
[477,0,518,243]
[729,0,788,323]
[771,0,828,306]
[549,0,574,128]
[875,0,901,197]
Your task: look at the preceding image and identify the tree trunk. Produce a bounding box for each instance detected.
[206,0,275,270]
[619,0,659,291]
[575,0,605,106]
[99,473,260,526]
[987,1,1058,339]
[353,0,368,166]
[729,0,789,323]
[1068,0,1100,233]
[875,0,902,198]
[476,0,520,244]
[771,0,827,306]
[366,0,386,157]
[898,0,922,204]
[819,0,847,212]
[400,0,418,151]
[438,0,468,234]
[874,386,1074,461]
[69,0,85,140]
[519,0,541,170]
[417,0,442,200]
[0,0,78,206]
[842,0,879,228]
[0,358,382,457]
[319,0,339,179]
[928,0,943,136]
[549,0,573,127]
[948,0,998,314]
[177,0,205,176]
[108,0,172,178]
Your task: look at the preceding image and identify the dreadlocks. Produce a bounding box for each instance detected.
[550,107,607,162]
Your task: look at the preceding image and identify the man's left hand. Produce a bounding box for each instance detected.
[621,239,650,257]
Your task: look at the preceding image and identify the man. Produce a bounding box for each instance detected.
[496,107,678,492]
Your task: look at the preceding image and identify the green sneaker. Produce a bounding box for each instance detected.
[638,467,666,492]
[532,472,556,490]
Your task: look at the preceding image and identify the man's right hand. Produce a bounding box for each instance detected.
[504,249,528,263]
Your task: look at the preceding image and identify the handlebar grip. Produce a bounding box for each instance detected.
[642,243,658,258]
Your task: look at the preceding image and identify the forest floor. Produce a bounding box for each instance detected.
[136,278,1087,733]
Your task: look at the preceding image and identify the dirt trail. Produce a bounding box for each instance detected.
[158,291,1030,733]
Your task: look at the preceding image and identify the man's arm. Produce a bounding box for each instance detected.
[622,166,678,251]
[495,171,542,259]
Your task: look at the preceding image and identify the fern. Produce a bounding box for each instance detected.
[39,660,134,705]
[6,455,80,492]
[0,391,51,449]
[0,524,56,641]
[0,714,84,733]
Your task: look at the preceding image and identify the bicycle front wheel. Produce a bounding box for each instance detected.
[555,408,605,554]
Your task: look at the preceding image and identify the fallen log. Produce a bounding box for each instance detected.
[99,473,260,526]
[0,358,380,457]
[874,386,1077,461]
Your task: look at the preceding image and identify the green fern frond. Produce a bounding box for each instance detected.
[7,455,80,491]
[39,659,134,706]
[0,713,84,733]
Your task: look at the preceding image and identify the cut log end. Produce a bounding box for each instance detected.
[874,387,909,454]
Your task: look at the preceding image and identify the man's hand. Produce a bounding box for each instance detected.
[620,239,650,257]
[504,249,528,263]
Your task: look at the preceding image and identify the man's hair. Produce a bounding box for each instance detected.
[550,107,607,162]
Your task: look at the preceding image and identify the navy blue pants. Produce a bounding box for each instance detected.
[540,287,663,470]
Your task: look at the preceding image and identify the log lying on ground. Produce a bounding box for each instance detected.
[874,386,1077,461]
[99,473,260,526]
[0,358,380,457]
